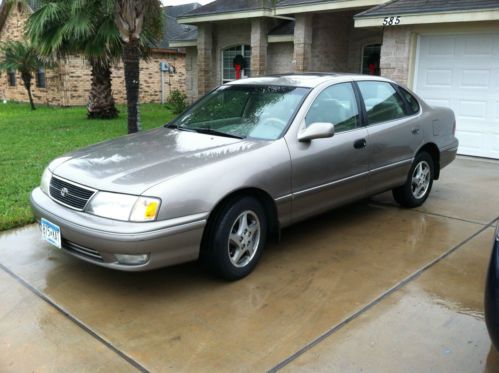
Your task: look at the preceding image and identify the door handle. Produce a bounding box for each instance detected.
[353,138,367,149]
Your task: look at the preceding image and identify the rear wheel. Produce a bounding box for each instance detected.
[393,152,434,208]
[202,197,267,280]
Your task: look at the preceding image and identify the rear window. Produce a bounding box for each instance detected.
[357,81,406,125]
[400,87,420,114]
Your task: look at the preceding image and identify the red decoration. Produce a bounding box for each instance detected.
[233,54,246,80]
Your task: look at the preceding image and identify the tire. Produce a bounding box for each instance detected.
[201,196,267,281]
[392,152,434,208]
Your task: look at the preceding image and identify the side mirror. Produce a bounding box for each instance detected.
[298,122,335,142]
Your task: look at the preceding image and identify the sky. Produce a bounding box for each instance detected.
[162,0,214,5]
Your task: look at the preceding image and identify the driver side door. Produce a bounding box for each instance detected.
[286,82,369,223]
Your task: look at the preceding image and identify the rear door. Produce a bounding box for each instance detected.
[355,80,423,195]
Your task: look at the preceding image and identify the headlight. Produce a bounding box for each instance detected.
[40,168,52,195]
[86,192,161,222]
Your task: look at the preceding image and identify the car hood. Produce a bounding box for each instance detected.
[50,128,268,195]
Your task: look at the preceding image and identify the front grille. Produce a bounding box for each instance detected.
[49,176,95,210]
[62,239,104,262]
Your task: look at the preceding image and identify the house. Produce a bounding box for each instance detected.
[171,0,499,160]
[0,1,200,106]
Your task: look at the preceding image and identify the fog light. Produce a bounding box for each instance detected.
[115,254,150,265]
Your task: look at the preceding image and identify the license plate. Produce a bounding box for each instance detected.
[41,218,61,249]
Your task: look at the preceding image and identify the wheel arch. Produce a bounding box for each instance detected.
[417,143,440,180]
[200,188,281,252]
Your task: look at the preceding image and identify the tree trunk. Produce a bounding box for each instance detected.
[122,39,141,134]
[21,72,35,110]
[88,60,119,119]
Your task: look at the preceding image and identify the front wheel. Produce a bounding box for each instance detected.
[393,152,434,208]
[201,197,267,281]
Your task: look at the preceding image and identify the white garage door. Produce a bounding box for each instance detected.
[414,33,499,159]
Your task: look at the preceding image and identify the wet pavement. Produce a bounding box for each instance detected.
[0,157,498,372]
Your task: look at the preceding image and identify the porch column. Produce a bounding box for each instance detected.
[197,23,213,97]
[251,19,269,77]
[293,14,313,72]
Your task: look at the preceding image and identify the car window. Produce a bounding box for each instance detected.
[399,87,420,114]
[357,81,406,125]
[305,83,359,133]
[174,85,310,140]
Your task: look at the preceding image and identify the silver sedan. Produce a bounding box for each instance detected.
[30,74,459,280]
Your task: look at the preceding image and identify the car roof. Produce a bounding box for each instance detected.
[226,73,394,88]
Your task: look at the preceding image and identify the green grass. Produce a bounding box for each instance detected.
[0,102,175,231]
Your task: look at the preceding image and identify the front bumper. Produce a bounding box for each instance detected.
[30,187,207,271]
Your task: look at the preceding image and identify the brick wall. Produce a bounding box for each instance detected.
[0,4,64,105]
[380,26,412,85]
[185,47,198,103]
[186,11,386,99]
[347,27,383,74]
[0,5,187,106]
[310,12,351,72]
[267,42,294,74]
[213,21,251,85]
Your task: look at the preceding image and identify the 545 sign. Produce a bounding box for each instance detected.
[383,16,401,26]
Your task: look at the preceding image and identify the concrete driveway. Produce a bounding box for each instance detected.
[1,157,498,372]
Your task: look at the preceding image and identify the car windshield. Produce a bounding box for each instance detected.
[172,85,310,140]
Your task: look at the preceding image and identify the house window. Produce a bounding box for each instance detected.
[222,45,251,84]
[361,44,381,76]
[36,68,46,88]
[7,70,16,86]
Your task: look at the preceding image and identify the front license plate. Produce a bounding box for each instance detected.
[41,218,61,249]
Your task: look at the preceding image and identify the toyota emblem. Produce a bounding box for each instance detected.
[60,187,69,197]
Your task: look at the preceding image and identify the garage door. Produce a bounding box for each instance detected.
[414,33,499,159]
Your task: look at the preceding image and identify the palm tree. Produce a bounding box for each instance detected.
[27,0,121,119]
[115,0,162,133]
[0,40,44,110]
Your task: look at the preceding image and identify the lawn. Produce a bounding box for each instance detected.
[0,102,175,231]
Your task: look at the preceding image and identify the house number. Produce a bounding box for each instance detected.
[383,16,401,26]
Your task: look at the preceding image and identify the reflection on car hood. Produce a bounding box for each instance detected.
[50,128,267,195]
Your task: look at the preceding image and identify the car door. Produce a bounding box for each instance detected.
[355,80,424,195]
[286,82,369,223]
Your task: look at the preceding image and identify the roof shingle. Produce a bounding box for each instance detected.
[161,3,201,47]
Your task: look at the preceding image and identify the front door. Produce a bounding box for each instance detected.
[287,82,369,223]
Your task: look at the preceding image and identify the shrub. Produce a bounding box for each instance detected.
[166,89,188,114]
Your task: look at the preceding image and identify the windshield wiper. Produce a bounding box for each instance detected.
[184,127,245,139]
